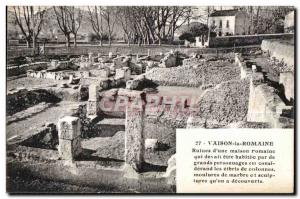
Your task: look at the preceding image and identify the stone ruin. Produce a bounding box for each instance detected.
[235,53,294,128]
[7,45,294,191]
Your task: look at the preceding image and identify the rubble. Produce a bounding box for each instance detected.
[145,60,239,87]
[196,79,250,127]
[159,52,177,68]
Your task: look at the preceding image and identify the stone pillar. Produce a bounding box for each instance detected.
[108,52,113,59]
[123,67,131,81]
[87,84,100,116]
[88,52,93,63]
[124,90,145,172]
[58,116,82,160]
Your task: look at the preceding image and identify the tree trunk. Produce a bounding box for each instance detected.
[108,35,112,46]
[66,34,70,48]
[127,36,130,46]
[73,34,77,47]
[32,36,36,56]
[99,39,103,46]
[26,39,31,48]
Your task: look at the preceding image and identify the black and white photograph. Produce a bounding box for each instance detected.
[5,4,295,194]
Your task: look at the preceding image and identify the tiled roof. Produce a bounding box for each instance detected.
[210,9,240,17]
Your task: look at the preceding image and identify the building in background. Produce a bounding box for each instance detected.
[284,11,294,33]
[208,9,250,36]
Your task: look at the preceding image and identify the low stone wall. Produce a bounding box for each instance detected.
[209,33,294,48]
[247,73,293,128]
[261,39,294,68]
[7,88,61,116]
[235,53,252,79]
[7,62,48,77]
[234,54,294,128]
[26,70,68,80]
[7,45,261,59]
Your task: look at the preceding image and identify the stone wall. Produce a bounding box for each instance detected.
[7,45,261,59]
[208,33,294,48]
[7,88,61,116]
[235,53,294,128]
[247,73,293,128]
[261,39,294,68]
[7,62,48,77]
[26,70,67,80]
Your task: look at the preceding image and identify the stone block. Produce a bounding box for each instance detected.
[87,99,100,116]
[79,71,90,78]
[58,116,81,140]
[252,65,257,72]
[164,154,176,185]
[89,84,99,100]
[186,115,206,128]
[115,67,130,80]
[159,53,176,68]
[58,137,82,160]
[118,88,145,100]
[125,106,144,171]
[280,72,294,102]
[51,59,59,68]
[99,79,109,89]
[145,139,158,151]
[98,69,110,78]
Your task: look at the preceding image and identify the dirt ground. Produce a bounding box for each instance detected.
[6,101,84,140]
[7,77,67,93]
[7,170,135,193]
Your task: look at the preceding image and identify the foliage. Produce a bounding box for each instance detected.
[179,32,195,42]
[179,22,208,42]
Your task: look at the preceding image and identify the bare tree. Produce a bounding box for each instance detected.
[102,6,117,46]
[13,6,45,53]
[53,6,72,47]
[67,7,83,47]
[167,6,193,42]
[87,6,105,46]
[111,6,194,45]
[116,7,134,46]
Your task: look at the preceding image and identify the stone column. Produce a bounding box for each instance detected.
[123,90,145,172]
[88,52,93,63]
[58,116,82,160]
[87,84,100,116]
[108,52,113,59]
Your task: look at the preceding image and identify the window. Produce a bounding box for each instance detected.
[226,20,229,28]
[219,20,222,28]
